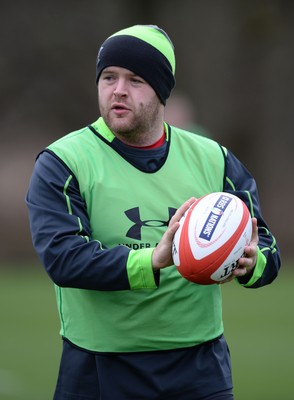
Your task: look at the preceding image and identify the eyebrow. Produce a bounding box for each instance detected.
[101,68,143,79]
[101,68,116,74]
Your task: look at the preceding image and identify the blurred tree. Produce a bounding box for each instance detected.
[0,0,293,261]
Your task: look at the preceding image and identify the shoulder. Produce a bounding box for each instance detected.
[46,124,105,171]
[169,125,220,146]
[169,125,225,158]
[47,126,92,150]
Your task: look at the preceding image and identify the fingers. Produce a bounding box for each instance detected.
[167,197,197,236]
[231,266,247,277]
[169,197,197,227]
[238,218,258,267]
[151,198,197,270]
[234,253,255,277]
[162,198,194,242]
[231,219,259,278]
[250,217,259,246]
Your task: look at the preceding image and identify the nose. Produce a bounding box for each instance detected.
[113,78,127,97]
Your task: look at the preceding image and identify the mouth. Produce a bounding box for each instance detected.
[111,103,130,112]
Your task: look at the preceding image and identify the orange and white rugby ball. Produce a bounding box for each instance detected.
[172,192,252,284]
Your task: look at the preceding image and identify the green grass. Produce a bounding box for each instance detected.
[0,263,292,400]
[0,265,60,400]
[222,265,294,400]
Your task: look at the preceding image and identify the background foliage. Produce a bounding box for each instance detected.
[1,0,293,261]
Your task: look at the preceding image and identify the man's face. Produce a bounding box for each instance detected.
[98,66,163,144]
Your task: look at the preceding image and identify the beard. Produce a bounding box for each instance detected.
[99,96,163,146]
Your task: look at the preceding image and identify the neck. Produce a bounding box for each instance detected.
[127,130,166,149]
[115,126,165,147]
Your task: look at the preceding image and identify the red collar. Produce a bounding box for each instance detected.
[131,131,166,149]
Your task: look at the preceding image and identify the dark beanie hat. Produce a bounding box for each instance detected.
[96,25,176,104]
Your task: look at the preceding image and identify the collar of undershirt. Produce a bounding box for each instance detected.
[127,130,166,149]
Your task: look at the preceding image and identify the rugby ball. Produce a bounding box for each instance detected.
[172,192,252,285]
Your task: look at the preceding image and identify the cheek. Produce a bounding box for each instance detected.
[98,88,110,108]
[138,101,145,110]
[98,83,111,99]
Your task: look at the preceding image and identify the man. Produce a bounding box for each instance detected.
[26,25,281,400]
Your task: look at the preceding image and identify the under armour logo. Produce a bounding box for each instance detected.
[125,207,177,240]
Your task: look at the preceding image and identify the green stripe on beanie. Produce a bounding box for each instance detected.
[110,25,176,74]
[96,25,176,104]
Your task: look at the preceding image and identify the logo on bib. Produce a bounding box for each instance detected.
[125,207,177,240]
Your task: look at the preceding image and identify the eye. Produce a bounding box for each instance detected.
[131,76,144,85]
[103,74,115,81]
[100,70,117,82]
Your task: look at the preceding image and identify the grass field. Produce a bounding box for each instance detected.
[0,262,293,400]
